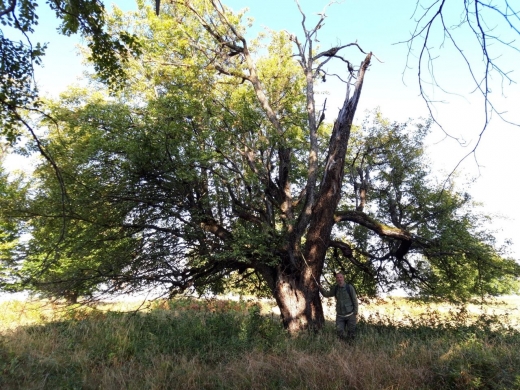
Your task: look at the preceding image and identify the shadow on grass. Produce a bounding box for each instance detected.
[1,300,519,389]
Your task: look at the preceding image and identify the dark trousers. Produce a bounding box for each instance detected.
[336,314,357,342]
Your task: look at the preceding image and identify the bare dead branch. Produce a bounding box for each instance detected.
[400,0,520,187]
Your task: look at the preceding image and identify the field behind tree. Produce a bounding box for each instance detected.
[1,296,519,390]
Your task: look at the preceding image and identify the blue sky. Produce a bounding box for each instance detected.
[24,0,520,258]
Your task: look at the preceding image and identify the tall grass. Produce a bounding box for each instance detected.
[1,297,519,389]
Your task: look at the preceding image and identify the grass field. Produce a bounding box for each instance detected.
[1,296,519,389]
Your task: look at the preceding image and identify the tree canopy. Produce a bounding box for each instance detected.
[1,0,519,332]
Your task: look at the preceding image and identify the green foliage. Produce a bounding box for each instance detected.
[9,2,309,299]
[0,146,27,292]
[48,0,142,86]
[0,0,140,141]
[335,111,520,300]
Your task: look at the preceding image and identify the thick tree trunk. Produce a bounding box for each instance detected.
[266,54,373,333]
[258,261,323,334]
[257,52,372,333]
[271,269,324,333]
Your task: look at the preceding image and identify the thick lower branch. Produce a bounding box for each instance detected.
[334,210,412,241]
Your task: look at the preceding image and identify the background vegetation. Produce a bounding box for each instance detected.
[1,296,519,390]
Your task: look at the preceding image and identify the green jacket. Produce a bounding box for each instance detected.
[321,283,358,316]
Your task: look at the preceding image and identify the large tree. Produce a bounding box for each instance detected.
[7,0,518,333]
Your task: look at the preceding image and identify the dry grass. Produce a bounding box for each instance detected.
[359,296,520,328]
[1,296,520,389]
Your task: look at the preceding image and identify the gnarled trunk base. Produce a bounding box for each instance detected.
[271,272,324,334]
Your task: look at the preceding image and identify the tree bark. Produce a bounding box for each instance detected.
[263,54,372,333]
[261,264,324,333]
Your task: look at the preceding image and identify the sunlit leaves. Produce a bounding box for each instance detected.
[0,0,140,142]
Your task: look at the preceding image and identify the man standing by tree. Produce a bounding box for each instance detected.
[319,273,359,343]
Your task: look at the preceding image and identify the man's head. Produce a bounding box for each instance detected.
[335,272,345,287]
